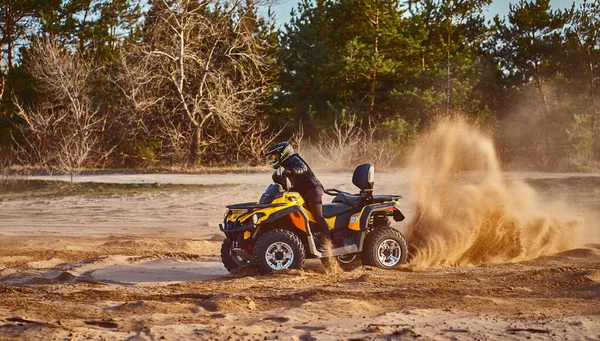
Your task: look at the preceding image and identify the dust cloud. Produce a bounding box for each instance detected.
[405,118,581,269]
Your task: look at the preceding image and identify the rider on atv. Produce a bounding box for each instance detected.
[265,142,330,250]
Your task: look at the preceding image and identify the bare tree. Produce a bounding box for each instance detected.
[0,145,14,180]
[306,114,406,170]
[290,121,306,155]
[14,38,107,182]
[236,120,283,165]
[312,114,363,169]
[360,118,402,169]
[117,0,276,165]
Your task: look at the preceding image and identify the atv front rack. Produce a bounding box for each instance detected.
[219,220,255,232]
[226,202,286,210]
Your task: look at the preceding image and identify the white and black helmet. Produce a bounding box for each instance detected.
[265,142,294,169]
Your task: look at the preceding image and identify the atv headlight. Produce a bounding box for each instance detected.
[252,214,258,224]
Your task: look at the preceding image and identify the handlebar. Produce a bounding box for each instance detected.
[273,167,289,191]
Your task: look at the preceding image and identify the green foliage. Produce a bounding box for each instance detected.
[280,0,497,134]
[561,0,600,158]
[492,0,570,87]
[490,0,600,168]
[31,0,143,58]
[377,115,418,147]
[279,0,415,129]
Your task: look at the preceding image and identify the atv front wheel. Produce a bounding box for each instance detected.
[253,229,305,274]
[362,227,408,269]
[221,238,250,272]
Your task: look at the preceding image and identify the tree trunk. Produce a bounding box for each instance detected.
[189,127,201,166]
[447,31,451,115]
[5,0,13,70]
[589,59,596,136]
[369,68,377,113]
[7,40,12,71]
[0,75,4,101]
[535,74,552,118]
[368,8,379,114]
[79,3,91,54]
[534,73,553,154]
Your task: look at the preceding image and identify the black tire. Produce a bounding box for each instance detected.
[362,226,408,269]
[253,229,306,274]
[220,238,250,272]
[321,254,362,272]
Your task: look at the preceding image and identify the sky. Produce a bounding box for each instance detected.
[266,0,583,27]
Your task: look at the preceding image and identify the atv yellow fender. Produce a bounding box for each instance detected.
[230,192,335,231]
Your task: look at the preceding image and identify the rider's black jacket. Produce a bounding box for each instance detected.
[280,154,323,197]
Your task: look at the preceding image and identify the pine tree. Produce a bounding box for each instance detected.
[279,0,413,130]
[0,0,37,98]
[393,0,495,121]
[562,0,600,159]
[493,0,569,118]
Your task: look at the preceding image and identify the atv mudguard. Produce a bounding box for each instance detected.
[251,205,326,257]
[223,194,311,236]
[359,202,405,231]
[260,205,310,233]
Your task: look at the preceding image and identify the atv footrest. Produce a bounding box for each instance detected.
[320,244,359,258]
[232,248,253,262]
[343,238,356,247]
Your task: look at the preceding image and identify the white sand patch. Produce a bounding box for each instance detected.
[56,255,133,276]
[91,259,229,284]
[0,256,32,264]
[27,258,66,269]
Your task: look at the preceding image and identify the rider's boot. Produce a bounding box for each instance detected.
[316,233,332,252]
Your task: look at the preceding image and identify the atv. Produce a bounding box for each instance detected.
[219,163,408,274]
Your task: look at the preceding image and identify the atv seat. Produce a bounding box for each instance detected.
[332,192,363,207]
[325,163,374,206]
[322,202,353,218]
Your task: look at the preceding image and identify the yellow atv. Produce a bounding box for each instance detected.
[219,164,407,274]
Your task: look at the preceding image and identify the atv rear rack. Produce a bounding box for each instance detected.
[226,202,286,210]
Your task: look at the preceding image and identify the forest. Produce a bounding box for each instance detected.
[0,0,599,174]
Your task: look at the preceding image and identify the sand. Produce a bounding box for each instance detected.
[406,119,583,268]
[1,171,599,340]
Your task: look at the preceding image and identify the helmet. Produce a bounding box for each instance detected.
[265,142,294,169]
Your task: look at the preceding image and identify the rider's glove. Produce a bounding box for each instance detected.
[272,171,282,183]
[282,169,292,177]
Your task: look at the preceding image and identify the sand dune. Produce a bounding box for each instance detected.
[1,169,599,339]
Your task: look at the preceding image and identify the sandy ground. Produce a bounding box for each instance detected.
[1,172,599,340]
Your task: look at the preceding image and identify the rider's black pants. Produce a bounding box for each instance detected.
[304,188,330,238]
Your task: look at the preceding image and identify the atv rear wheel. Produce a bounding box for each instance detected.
[321,254,361,272]
[221,238,250,272]
[253,229,305,274]
[362,227,408,269]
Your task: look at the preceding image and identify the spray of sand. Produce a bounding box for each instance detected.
[405,118,581,269]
